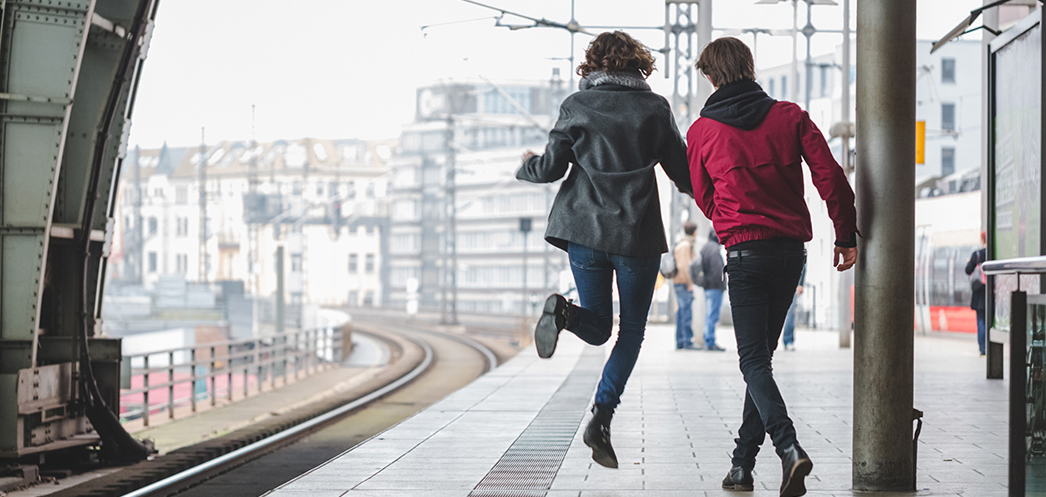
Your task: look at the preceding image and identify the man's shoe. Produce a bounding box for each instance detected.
[706,344,727,352]
[779,444,812,497]
[722,465,754,491]
[681,344,704,350]
[535,294,574,359]
[583,404,618,468]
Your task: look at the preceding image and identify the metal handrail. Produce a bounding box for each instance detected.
[981,255,1046,275]
[120,311,351,427]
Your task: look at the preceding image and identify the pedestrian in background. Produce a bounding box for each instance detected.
[699,230,727,351]
[673,221,700,350]
[965,231,987,356]
[687,37,859,497]
[516,31,693,470]
[781,262,806,351]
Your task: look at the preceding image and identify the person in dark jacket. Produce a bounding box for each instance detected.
[686,38,859,497]
[517,31,692,470]
[965,231,987,355]
[700,230,727,351]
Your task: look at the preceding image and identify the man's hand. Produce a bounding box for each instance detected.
[796,285,804,295]
[833,246,858,272]
[521,150,537,164]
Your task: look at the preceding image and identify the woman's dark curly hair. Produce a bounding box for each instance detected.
[576,31,655,78]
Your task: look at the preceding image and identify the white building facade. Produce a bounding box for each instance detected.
[111,138,392,312]
[387,77,571,317]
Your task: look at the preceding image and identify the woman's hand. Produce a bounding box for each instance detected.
[521,150,537,164]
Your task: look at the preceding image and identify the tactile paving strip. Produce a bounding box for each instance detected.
[469,346,605,496]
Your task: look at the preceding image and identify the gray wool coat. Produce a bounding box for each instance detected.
[516,81,692,258]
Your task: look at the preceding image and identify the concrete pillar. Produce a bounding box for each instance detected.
[853,0,916,491]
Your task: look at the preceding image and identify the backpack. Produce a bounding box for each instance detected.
[659,252,678,278]
[689,254,704,287]
[970,262,986,291]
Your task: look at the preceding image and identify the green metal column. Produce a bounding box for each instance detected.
[1,0,157,459]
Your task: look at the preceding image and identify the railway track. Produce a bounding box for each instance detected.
[39,318,503,497]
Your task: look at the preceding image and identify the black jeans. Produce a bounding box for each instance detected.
[725,239,806,470]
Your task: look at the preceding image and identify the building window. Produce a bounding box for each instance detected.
[365,254,375,273]
[941,58,956,84]
[148,217,158,235]
[148,252,157,273]
[176,217,188,237]
[941,147,956,177]
[175,186,188,205]
[348,291,358,306]
[176,254,188,273]
[768,78,775,97]
[781,76,788,99]
[941,103,956,132]
[291,254,302,272]
[363,291,374,306]
[348,253,358,273]
[315,182,324,196]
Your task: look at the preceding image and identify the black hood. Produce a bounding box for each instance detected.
[699,79,776,130]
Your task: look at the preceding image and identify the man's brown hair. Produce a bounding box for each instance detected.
[695,37,755,87]
[577,31,655,78]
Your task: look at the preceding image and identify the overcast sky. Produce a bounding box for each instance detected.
[128,0,985,149]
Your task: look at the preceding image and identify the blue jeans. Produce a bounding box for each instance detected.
[725,242,806,469]
[976,308,986,354]
[704,288,724,346]
[782,293,798,346]
[565,243,660,409]
[674,284,694,348]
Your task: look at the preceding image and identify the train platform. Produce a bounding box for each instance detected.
[264,324,1007,497]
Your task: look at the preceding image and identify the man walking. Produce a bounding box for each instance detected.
[699,231,726,351]
[672,222,699,350]
[687,37,858,497]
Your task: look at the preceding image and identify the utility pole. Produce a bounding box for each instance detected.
[442,109,459,325]
[803,1,813,110]
[521,217,531,318]
[198,128,208,283]
[248,106,259,295]
[133,145,143,284]
[838,0,853,347]
[853,0,916,489]
[275,245,285,334]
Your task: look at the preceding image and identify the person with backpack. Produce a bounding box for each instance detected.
[699,230,727,351]
[686,38,859,496]
[670,222,700,350]
[965,231,988,356]
[516,31,693,470]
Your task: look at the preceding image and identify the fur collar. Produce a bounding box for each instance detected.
[578,70,651,91]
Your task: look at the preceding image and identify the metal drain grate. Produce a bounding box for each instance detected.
[469,346,604,496]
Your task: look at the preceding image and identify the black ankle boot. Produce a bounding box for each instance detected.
[779,443,812,497]
[534,294,576,358]
[722,465,754,491]
[583,404,618,468]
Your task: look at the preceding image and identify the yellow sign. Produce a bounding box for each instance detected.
[916,120,925,164]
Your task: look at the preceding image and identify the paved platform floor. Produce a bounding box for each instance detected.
[265,325,1007,497]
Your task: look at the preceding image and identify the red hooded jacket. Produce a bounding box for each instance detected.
[686,80,858,249]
